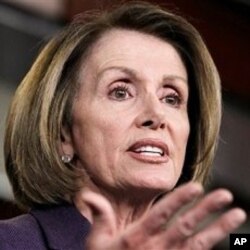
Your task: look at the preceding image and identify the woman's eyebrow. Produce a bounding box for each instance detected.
[96,67,187,87]
[162,75,188,84]
[96,66,138,81]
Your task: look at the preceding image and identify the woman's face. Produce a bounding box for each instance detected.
[68,29,190,194]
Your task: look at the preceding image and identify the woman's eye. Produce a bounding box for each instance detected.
[109,86,130,100]
[162,94,181,106]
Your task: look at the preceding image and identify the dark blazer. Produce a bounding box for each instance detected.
[0,203,91,250]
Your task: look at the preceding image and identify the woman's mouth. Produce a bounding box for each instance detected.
[134,145,164,156]
[127,139,169,164]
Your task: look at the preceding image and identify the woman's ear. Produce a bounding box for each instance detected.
[59,126,75,159]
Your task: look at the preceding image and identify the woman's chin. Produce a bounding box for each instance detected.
[126,176,177,194]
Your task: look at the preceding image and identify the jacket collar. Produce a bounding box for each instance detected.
[30,203,91,250]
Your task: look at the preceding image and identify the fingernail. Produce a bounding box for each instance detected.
[191,182,203,192]
[188,182,204,195]
[215,190,234,207]
[232,208,247,225]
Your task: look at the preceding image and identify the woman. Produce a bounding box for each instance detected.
[0,2,246,249]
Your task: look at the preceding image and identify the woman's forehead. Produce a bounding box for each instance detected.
[78,28,187,82]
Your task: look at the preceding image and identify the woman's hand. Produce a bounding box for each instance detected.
[81,182,246,250]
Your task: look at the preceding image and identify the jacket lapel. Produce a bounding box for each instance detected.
[30,203,91,250]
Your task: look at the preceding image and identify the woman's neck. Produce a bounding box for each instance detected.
[73,184,162,230]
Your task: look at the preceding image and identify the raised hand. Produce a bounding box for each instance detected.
[81,182,246,250]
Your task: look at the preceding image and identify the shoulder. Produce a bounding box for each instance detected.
[0,203,91,250]
[31,203,91,249]
[0,214,47,250]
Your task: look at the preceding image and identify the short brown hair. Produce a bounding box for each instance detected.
[4,1,221,209]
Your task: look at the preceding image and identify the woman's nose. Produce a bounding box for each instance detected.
[135,95,166,130]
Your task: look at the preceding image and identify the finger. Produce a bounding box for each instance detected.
[81,191,116,236]
[140,182,204,235]
[190,208,247,250]
[164,189,234,243]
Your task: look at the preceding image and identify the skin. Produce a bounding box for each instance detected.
[61,29,246,249]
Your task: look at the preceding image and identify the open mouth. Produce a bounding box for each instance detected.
[134,145,164,156]
[128,139,169,163]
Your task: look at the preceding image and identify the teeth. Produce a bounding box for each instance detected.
[134,146,163,156]
[139,152,161,156]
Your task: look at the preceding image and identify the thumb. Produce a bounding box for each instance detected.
[81,191,116,237]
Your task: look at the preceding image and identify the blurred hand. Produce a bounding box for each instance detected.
[81,182,246,250]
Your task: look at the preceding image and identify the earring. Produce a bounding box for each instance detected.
[61,154,72,163]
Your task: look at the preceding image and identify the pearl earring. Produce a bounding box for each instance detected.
[61,154,72,163]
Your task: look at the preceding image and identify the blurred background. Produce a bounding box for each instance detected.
[0,0,249,248]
